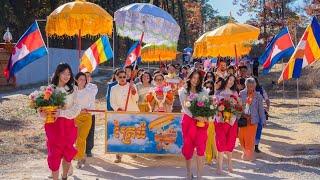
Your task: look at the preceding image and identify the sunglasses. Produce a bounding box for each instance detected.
[118,76,126,79]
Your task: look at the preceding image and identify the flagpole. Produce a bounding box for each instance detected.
[282,58,285,103]
[35,19,49,84]
[124,31,144,111]
[113,20,115,71]
[294,23,300,115]
[297,78,300,114]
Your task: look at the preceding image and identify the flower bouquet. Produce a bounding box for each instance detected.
[29,86,66,124]
[216,95,243,123]
[146,85,173,112]
[185,92,217,127]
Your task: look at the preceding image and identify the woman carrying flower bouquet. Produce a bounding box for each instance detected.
[179,70,211,179]
[40,63,81,180]
[239,78,266,161]
[146,73,174,112]
[214,74,242,174]
[74,72,98,168]
[136,71,154,112]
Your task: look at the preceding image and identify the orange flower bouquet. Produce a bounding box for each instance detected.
[29,86,66,124]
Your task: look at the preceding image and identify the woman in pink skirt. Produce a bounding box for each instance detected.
[179,70,208,179]
[40,63,81,180]
[214,75,241,174]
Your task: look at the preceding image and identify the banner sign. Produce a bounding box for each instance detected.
[106,112,183,154]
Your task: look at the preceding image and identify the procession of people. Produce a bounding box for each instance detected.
[38,57,269,179]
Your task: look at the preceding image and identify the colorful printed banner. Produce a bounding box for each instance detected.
[106,112,183,154]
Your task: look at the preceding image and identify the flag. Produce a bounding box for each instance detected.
[3,21,48,80]
[278,17,320,83]
[259,27,295,74]
[80,35,113,73]
[125,33,144,67]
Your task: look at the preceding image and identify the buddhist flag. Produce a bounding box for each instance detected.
[80,36,113,73]
[278,17,320,83]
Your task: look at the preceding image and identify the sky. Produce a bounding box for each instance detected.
[209,0,306,23]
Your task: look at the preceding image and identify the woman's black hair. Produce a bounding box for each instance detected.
[203,80,215,95]
[51,63,74,94]
[116,69,126,76]
[215,77,224,84]
[228,65,235,71]
[218,74,237,92]
[204,71,215,82]
[137,69,145,76]
[125,65,134,71]
[75,72,87,87]
[167,64,177,69]
[186,70,203,94]
[140,71,152,84]
[153,73,164,81]
[182,66,188,70]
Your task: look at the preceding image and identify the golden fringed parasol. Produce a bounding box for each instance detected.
[46,0,113,37]
[141,44,177,62]
[193,21,260,58]
[45,0,113,58]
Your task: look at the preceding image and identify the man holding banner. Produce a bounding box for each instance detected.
[110,69,139,163]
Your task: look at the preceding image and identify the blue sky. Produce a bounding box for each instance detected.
[209,0,306,23]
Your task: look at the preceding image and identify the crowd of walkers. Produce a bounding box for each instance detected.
[41,57,270,179]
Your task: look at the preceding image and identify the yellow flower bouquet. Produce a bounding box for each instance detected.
[29,86,66,124]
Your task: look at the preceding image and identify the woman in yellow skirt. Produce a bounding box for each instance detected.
[203,79,219,164]
[74,72,98,168]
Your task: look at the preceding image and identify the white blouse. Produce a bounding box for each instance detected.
[178,88,193,117]
[76,83,98,110]
[55,85,81,119]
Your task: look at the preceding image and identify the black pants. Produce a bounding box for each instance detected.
[86,115,95,154]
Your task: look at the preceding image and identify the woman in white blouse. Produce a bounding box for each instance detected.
[74,72,98,168]
[41,63,81,180]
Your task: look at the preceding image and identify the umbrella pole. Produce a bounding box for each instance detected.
[47,31,50,85]
[78,29,81,63]
[234,44,238,66]
[112,22,115,71]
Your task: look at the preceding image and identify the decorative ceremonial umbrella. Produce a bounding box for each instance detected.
[141,44,177,62]
[45,0,113,58]
[193,21,260,59]
[114,3,180,46]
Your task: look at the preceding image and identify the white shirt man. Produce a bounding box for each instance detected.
[110,70,139,112]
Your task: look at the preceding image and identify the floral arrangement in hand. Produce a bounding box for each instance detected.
[29,85,66,123]
[185,92,217,127]
[146,85,173,112]
[215,95,243,123]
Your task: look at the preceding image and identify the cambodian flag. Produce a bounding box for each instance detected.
[259,27,295,74]
[4,21,48,80]
[125,33,144,67]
